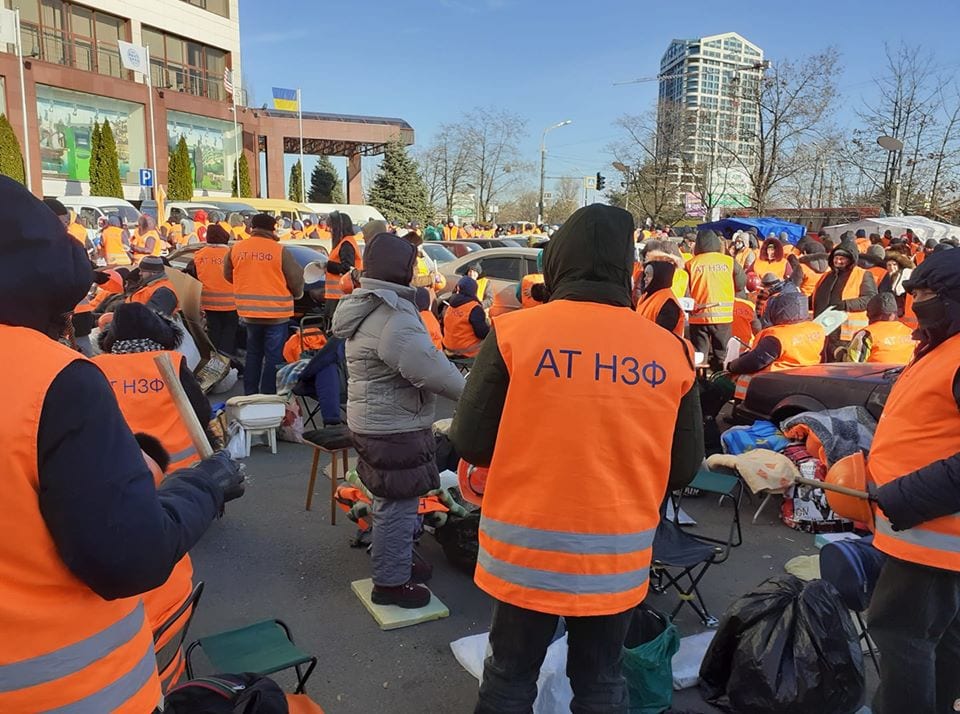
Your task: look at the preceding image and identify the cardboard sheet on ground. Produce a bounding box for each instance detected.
[351,579,449,631]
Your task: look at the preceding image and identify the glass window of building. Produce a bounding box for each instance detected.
[35,84,146,185]
[180,0,229,18]
[167,110,239,194]
[143,27,229,101]
[8,0,127,78]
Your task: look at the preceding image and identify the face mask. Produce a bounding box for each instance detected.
[912,295,949,332]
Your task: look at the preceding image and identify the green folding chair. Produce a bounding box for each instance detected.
[185,619,317,694]
[671,469,744,548]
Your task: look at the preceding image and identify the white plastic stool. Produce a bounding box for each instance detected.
[243,426,278,456]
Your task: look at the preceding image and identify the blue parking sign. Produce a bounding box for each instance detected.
[139,168,154,187]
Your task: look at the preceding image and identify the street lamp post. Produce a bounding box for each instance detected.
[538,120,572,225]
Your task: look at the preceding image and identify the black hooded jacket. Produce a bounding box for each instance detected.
[450,204,704,490]
[0,176,221,601]
[811,240,878,317]
[641,260,682,333]
[875,250,960,534]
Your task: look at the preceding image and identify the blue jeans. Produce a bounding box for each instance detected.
[243,322,288,395]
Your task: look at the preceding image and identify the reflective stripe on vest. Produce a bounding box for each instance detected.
[636,288,684,336]
[195,245,237,312]
[103,226,131,266]
[475,300,695,616]
[753,321,825,371]
[325,235,364,300]
[818,267,868,341]
[869,332,960,571]
[687,254,735,324]
[442,302,483,357]
[734,374,753,400]
[231,237,294,319]
[0,326,161,712]
[93,351,200,472]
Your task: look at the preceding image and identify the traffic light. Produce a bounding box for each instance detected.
[596,172,606,190]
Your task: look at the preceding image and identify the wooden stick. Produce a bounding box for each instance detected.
[153,352,214,460]
[795,476,871,500]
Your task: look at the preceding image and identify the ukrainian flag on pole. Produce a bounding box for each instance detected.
[272,87,299,112]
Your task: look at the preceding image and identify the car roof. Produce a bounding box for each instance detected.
[59,196,137,208]
[445,246,539,267]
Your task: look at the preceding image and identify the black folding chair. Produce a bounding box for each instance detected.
[153,582,204,692]
[651,469,744,627]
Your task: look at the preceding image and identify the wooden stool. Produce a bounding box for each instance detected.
[302,427,353,525]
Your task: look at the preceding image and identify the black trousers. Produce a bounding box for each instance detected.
[689,322,732,371]
[870,557,960,714]
[205,310,238,356]
[475,600,633,714]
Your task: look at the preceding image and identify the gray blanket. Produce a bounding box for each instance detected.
[782,406,877,466]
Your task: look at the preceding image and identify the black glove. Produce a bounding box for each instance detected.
[191,451,246,504]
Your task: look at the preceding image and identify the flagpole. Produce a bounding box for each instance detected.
[13,9,32,193]
[144,47,158,201]
[297,87,305,201]
[230,71,240,197]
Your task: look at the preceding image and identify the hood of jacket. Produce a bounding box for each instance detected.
[766,291,810,326]
[829,239,860,272]
[759,237,784,262]
[0,176,92,335]
[642,260,676,297]
[331,278,417,340]
[542,204,634,307]
[886,252,915,270]
[643,249,685,271]
[694,229,722,255]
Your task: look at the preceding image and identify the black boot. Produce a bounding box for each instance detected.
[371,581,431,609]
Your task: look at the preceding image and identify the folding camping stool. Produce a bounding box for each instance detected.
[652,469,744,627]
[446,354,475,377]
[185,619,317,694]
[153,582,204,693]
[303,426,353,524]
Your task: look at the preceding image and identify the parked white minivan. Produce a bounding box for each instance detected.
[58,196,141,229]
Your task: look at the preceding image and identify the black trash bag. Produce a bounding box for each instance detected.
[434,510,480,575]
[699,574,864,714]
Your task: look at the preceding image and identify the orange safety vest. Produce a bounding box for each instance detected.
[102,225,132,266]
[866,266,886,287]
[442,301,484,356]
[282,328,327,363]
[231,236,294,319]
[687,253,735,324]
[869,333,960,571]
[797,263,821,297]
[324,235,364,301]
[67,220,88,244]
[231,226,249,241]
[732,297,757,345]
[128,277,180,314]
[856,238,871,253]
[421,309,443,351]
[92,351,197,690]
[733,248,756,271]
[636,288,684,337]
[443,225,460,240]
[752,257,788,280]
[194,245,236,312]
[0,326,161,712]
[817,267,868,341]
[93,351,201,472]
[861,320,916,364]
[753,321,825,371]
[519,273,545,309]
[672,268,689,300]
[132,229,163,258]
[476,300,695,616]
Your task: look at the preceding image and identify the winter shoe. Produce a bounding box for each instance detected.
[371,581,431,609]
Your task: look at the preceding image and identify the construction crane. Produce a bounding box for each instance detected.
[613,60,770,86]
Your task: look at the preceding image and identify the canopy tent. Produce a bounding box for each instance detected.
[821,216,959,243]
[695,217,807,245]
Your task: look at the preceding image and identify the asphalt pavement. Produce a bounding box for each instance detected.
[189,400,877,713]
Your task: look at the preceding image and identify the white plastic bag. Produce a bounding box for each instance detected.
[225,421,246,460]
[450,632,573,713]
[672,631,715,690]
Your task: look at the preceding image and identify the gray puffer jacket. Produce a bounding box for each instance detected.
[331,278,464,435]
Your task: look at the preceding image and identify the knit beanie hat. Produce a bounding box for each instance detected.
[205,224,230,244]
[867,292,899,321]
[251,213,277,232]
[110,302,181,349]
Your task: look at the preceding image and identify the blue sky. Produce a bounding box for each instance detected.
[239,0,960,197]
